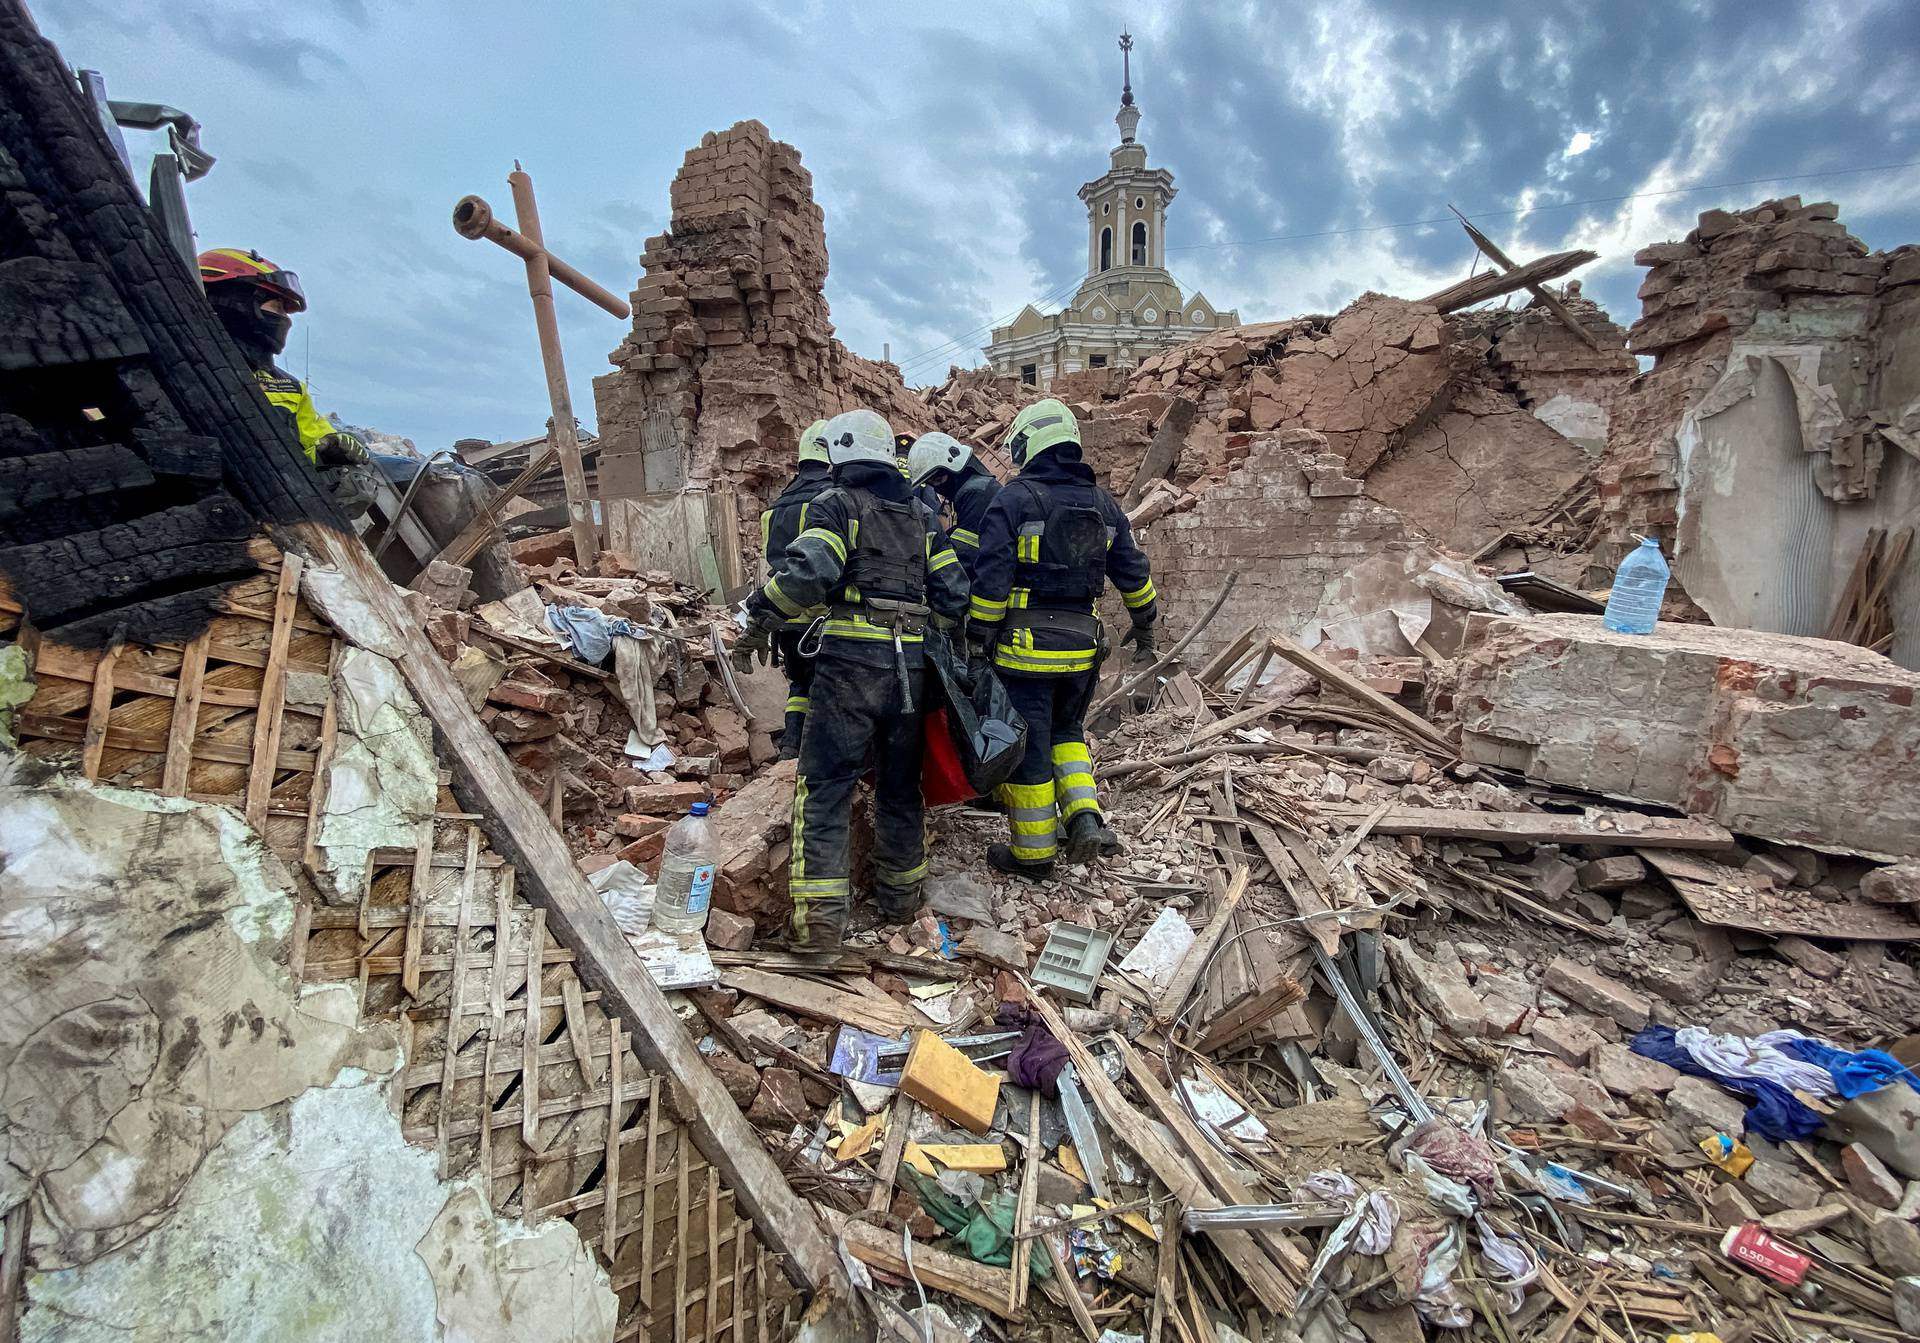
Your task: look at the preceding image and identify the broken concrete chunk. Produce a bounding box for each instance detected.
[1707,1182,1761,1228]
[1666,1075,1747,1135]
[1773,935,1845,979]
[1530,1015,1604,1067]
[1384,938,1484,1039]
[704,907,755,952]
[746,1067,807,1128]
[1541,956,1652,1030]
[1841,1142,1904,1209]
[1576,855,1646,891]
[1862,862,1920,906]
[1870,1215,1920,1277]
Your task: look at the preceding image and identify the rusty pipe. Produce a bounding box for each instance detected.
[453,194,630,319]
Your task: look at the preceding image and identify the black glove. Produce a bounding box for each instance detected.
[730,604,776,675]
[314,431,370,467]
[965,623,995,687]
[1124,622,1158,665]
[321,462,377,521]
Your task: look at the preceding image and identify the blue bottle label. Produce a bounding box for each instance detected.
[688,864,715,915]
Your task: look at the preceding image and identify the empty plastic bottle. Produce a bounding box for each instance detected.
[651,801,717,936]
[1603,535,1671,635]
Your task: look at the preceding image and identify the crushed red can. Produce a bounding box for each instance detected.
[1719,1222,1812,1286]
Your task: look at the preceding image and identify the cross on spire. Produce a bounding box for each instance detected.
[1119,30,1134,107]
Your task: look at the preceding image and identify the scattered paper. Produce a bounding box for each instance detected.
[1117,907,1197,991]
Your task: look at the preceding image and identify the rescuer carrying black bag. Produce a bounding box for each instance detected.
[925,630,1027,794]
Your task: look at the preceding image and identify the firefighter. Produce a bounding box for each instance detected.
[967,398,1157,876]
[197,247,376,517]
[906,431,1001,579]
[894,431,944,520]
[757,419,834,758]
[734,409,969,949]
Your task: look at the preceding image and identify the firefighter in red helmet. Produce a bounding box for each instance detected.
[197,247,375,517]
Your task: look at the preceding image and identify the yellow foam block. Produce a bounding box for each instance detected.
[899,1030,1000,1135]
[902,1143,937,1177]
[917,1143,1008,1173]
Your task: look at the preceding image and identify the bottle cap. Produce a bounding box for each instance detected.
[689,801,710,816]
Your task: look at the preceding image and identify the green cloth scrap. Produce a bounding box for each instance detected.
[0,645,34,749]
[900,1167,1051,1284]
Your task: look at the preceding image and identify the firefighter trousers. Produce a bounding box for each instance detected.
[789,648,929,943]
[994,668,1101,863]
[773,630,816,759]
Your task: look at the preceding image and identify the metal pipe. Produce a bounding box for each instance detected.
[452,194,630,319]
[504,164,599,567]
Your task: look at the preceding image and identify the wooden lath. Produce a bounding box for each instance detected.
[301,819,800,1339]
[13,555,343,864]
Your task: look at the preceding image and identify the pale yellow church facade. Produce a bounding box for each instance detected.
[984,37,1239,387]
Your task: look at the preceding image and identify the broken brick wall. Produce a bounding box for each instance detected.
[1138,428,1426,662]
[1454,284,1638,453]
[593,120,933,568]
[1596,196,1920,665]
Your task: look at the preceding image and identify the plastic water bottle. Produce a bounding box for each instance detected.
[1603,535,1671,635]
[651,802,717,936]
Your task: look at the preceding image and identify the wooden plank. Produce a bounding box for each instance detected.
[717,968,912,1037]
[1450,210,1604,351]
[819,1207,1023,1321]
[295,517,846,1300]
[436,827,480,1172]
[1110,1035,1312,1282]
[561,976,598,1083]
[1319,803,1736,849]
[160,630,212,796]
[1009,1091,1041,1317]
[640,1074,660,1312]
[1261,637,1454,753]
[1025,997,1298,1313]
[17,713,318,772]
[245,552,303,829]
[301,644,341,872]
[1046,1236,1103,1343]
[603,1022,623,1261]
[80,640,125,780]
[439,443,561,569]
[1148,1193,1178,1343]
[1245,821,1340,957]
[866,1094,914,1216]
[1193,976,1307,1055]
[523,907,547,1153]
[401,820,435,999]
[1152,866,1249,1024]
[0,1200,27,1343]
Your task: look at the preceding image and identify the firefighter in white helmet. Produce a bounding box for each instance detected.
[907,431,1001,580]
[734,410,970,948]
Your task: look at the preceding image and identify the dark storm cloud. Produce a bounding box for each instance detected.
[28,0,1920,444]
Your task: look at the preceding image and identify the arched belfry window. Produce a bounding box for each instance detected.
[1099,227,1113,272]
[1131,221,1147,266]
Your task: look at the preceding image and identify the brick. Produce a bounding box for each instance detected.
[1531,1015,1604,1066]
[707,1052,760,1108]
[614,813,669,839]
[1385,938,1485,1039]
[626,781,708,813]
[1707,1182,1760,1228]
[1576,855,1646,891]
[1666,1076,1747,1135]
[1774,936,1844,980]
[900,1030,1000,1135]
[705,907,755,952]
[1841,1142,1903,1209]
[1541,957,1652,1030]
[746,1067,807,1127]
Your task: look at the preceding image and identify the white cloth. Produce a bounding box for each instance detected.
[1675,1027,1838,1098]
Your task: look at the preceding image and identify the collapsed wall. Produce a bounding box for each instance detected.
[1598,197,1920,665]
[593,120,932,559]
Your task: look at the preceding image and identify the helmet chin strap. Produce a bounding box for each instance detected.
[211,289,291,365]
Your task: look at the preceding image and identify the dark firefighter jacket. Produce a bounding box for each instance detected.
[938,458,1002,580]
[758,461,833,630]
[968,445,1156,676]
[750,460,969,669]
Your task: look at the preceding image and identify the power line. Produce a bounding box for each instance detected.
[894,158,1920,380]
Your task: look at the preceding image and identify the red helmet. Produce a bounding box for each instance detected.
[197,247,306,313]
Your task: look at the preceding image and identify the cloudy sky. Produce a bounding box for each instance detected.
[33,0,1920,450]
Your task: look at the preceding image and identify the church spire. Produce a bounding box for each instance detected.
[1115,31,1141,144]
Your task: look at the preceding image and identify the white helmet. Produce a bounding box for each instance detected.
[906,431,973,487]
[823,409,894,467]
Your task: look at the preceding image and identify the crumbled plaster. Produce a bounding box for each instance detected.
[314,646,438,898]
[1,761,616,1341]
[301,564,406,658]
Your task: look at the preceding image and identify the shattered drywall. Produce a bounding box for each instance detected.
[314,645,440,898]
[1599,196,1920,665]
[0,762,616,1341]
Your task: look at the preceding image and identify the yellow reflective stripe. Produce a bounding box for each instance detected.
[797,526,847,562]
[929,549,959,573]
[875,858,929,885]
[969,594,1007,621]
[995,647,1097,674]
[1016,534,1041,562]
[1122,579,1157,609]
[1051,742,1092,767]
[785,695,810,713]
[759,508,771,551]
[848,518,860,546]
[1009,588,1031,609]
[998,781,1057,857]
[790,774,810,884]
[1052,742,1099,817]
[763,575,804,617]
[823,618,924,643]
[798,500,810,532]
[950,528,979,547]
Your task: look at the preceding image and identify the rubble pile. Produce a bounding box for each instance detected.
[1597,197,1920,659]
[593,119,933,554]
[655,617,1920,1343]
[410,542,773,872]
